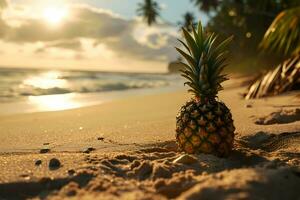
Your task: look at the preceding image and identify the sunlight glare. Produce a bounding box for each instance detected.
[23,71,68,89]
[43,6,69,25]
[28,94,81,111]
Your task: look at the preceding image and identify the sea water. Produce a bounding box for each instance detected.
[0,68,183,114]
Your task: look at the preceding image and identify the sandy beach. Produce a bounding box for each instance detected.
[0,76,300,199]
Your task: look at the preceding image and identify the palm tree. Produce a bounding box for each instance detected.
[246,6,300,99]
[179,12,196,32]
[260,6,300,55]
[137,0,160,26]
[191,0,219,13]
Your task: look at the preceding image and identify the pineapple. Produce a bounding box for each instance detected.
[175,21,235,157]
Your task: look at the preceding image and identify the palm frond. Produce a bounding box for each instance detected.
[260,7,300,55]
[245,54,300,99]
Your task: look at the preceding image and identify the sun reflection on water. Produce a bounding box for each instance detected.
[23,71,68,89]
[28,93,81,111]
[23,71,81,111]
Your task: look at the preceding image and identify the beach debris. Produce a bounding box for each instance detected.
[40,148,51,154]
[97,137,105,141]
[175,21,235,157]
[173,154,198,165]
[35,160,42,166]
[49,158,61,170]
[245,54,300,99]
[83,147,96,154]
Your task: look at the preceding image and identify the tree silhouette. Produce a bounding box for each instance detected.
[179,12,196,32]
[137,0,160,26]
[191,0,219,13]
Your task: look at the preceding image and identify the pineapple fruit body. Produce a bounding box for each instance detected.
[176,98,235,157]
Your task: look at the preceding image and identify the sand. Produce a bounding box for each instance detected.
[0,76,299,199]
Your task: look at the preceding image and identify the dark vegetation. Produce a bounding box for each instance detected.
[138,0,300,97]
[137,0,300,72]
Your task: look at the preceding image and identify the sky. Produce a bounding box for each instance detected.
[0,0,208,72]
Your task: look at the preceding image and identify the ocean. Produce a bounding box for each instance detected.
[0,68,184,114]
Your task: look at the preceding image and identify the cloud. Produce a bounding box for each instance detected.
[0,2,181,72]
[160,3,168,10]
[47,40,82,51]
[36,40,82,53]
[0,3,178,62]
[1,8,128,43]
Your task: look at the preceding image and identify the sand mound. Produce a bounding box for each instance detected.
[254,108,300,125]
[178,167,300,200]
[0,136,299,200]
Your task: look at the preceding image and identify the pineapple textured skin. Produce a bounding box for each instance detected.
[176,98,235,157]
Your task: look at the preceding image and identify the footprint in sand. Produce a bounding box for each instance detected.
[254,108,300,125]
[240,131,300,152]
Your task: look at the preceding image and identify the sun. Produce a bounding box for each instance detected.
[43,6,69,25]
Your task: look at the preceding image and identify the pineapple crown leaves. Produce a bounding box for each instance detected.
[175,21,233,99]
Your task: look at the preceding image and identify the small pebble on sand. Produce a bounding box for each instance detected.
[40,148,50,154]
[83,147,96,154]
[68,169,76,176]
[173,154,198,165]
[35,160,42,166]
[20,174,31,180]
[49,158,61,170]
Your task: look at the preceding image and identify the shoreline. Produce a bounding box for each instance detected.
[0,84,184,116]
[0,77,299,153]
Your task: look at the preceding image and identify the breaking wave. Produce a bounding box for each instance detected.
[0,68,180,102]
